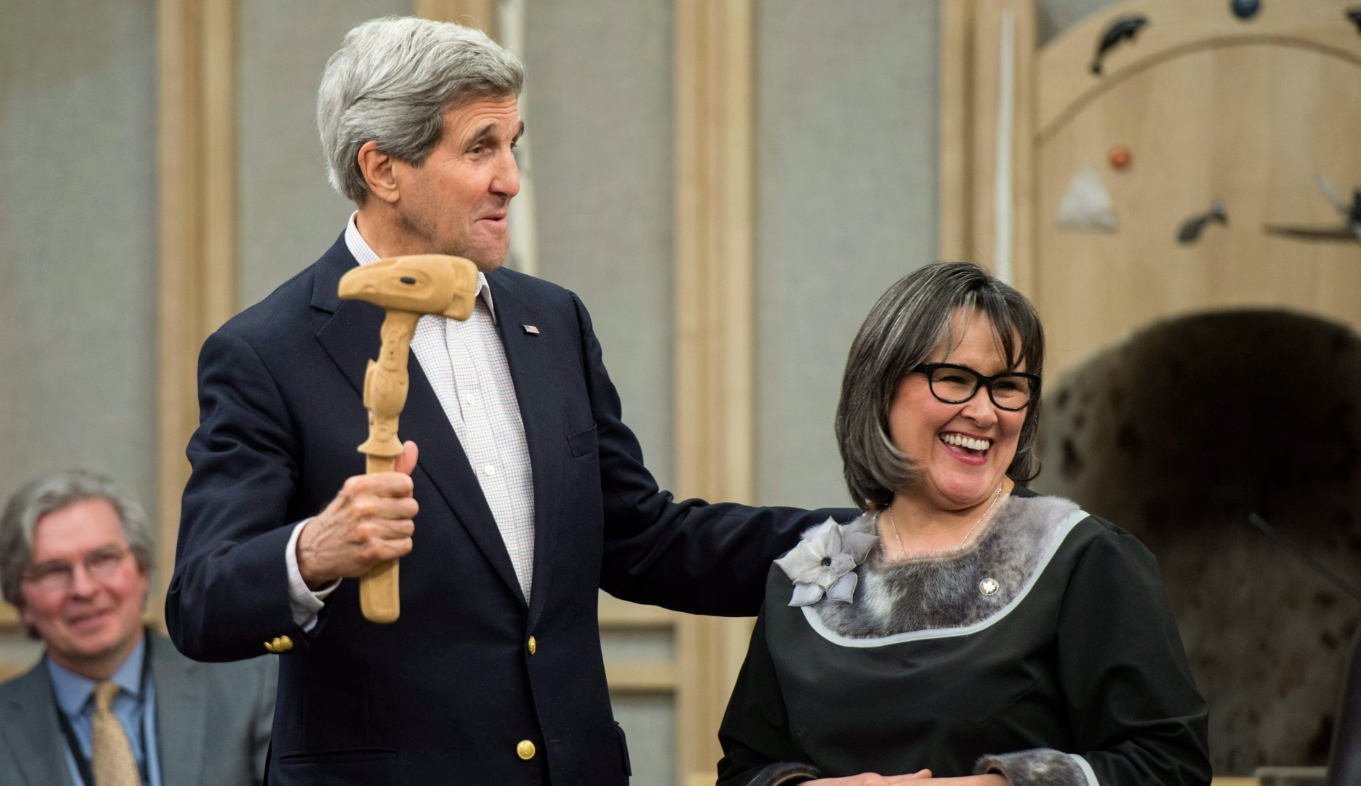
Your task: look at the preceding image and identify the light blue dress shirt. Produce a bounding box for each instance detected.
[46,636,163,786]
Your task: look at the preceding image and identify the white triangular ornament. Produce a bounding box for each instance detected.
[1056,164,1117,232]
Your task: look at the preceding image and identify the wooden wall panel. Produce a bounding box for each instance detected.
[674,0,757,781]
[940,0,976,261]
[941,0,1037,291]
[971,0,1037,292]
[414,0,497,36]
[156,0,239,630]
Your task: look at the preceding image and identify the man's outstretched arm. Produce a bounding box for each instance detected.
[574,295,858,616]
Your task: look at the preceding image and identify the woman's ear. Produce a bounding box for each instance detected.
[356,141,400,204]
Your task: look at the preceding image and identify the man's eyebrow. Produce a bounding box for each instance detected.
[469,123,497,145]
[467,121,526,147]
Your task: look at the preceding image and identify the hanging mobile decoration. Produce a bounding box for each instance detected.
[1090,16,1147,75]
[1231,0,1261,20]
[1177,199,1228,244]
[1057,165,1118,232]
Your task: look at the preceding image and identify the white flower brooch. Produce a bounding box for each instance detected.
[774,518,876,607]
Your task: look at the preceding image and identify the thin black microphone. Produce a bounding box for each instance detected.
[1246,513,1361,605]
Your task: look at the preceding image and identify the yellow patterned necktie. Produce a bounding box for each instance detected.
[91,680,140,786]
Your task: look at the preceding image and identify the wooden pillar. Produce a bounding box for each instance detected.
[938,0,1036,293]
[939,0,977,262]
[156,0,239,629]
[414,0,498,38]
[674,0,756,782]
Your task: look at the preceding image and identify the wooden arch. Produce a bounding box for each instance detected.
[941,0,1361,377]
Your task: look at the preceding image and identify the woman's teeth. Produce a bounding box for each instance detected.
[941,433,991,451]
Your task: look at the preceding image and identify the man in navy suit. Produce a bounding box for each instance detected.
[166,16,848,785]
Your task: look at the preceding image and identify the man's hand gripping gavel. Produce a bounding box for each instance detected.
[294,253,478,623]
[297,440,421,588]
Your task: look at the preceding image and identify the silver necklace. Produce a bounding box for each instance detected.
[884,484,1005,559]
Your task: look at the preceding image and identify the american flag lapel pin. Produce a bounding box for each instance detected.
[523,324,540,335]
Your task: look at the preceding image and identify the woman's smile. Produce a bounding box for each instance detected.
[938,431,993,465]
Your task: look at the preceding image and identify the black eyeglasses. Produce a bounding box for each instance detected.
[913,363,1040,411]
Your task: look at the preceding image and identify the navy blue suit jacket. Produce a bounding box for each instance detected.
[165,236,853,785]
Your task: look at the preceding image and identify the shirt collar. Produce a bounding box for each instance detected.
[46,635,146,717]
[344,212,496,323]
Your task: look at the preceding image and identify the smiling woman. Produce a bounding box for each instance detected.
[717,262,1212,786]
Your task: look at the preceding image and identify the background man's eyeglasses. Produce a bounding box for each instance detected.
[21,546,132,593]
[913,363,1041,411]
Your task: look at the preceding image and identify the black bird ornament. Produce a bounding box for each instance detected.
[1177,199,1228,244]
[1091,16,1148,75]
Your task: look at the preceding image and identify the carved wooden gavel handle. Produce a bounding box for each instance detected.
[358,310,419,624]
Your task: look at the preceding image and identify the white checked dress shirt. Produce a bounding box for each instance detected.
[287,215,537,628]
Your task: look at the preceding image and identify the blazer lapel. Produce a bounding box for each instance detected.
[486,272,565,628]
[311,241,527,605]
[0,663,75,786]
[151,634,207,786]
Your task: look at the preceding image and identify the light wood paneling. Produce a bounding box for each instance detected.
[675,0,755,506]
[941,0,1038,287]
[968,0,1037,291]
[414,0,497,37]
[157,0,239,631]
[599,594,678,628]
[605,661,677,692]
[675,0,757,782]
[940,0,976,261]
[1036,0,1361,141]
[1032,0,1361,376]
[949,0,1361,378]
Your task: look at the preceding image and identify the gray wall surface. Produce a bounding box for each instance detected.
[754,0,940,510]
[526,3,677,782]
[0,0,158,531]
[237,0,409,310]
[526,0,675,491]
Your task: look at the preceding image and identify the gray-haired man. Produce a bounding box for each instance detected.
[0,470,275,786]
[167,15,849,785]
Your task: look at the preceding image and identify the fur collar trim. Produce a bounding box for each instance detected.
[806,494,1083,639]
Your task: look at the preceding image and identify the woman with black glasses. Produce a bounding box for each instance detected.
[717,262,1210,786]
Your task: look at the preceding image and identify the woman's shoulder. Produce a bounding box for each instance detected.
[1006,492,1166,594]
[1061,509,1164,580]
[1006,488,1133,552]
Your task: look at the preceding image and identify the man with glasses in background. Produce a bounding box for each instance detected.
[0,470,276,786]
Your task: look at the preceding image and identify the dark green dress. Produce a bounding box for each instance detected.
[717,489,1211,786]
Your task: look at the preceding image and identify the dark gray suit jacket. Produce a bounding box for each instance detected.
[0,631,275,786]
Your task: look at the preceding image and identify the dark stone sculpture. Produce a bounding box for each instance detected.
[1035,310,1361,775]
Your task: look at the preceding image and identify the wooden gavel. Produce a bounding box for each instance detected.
[337,254,479,623]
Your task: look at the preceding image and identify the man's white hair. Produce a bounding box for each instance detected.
[318,16,524,203]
